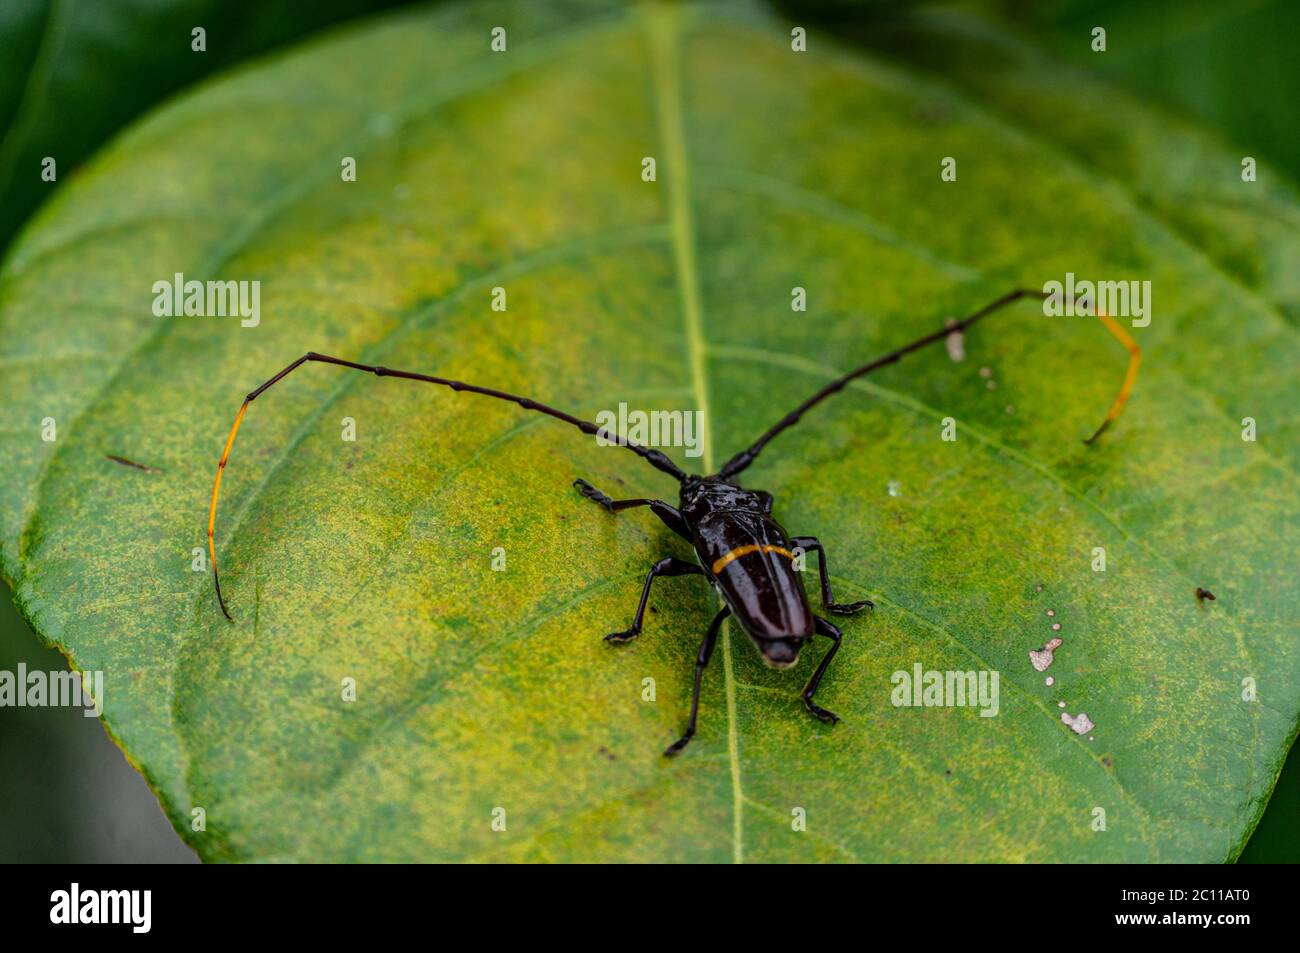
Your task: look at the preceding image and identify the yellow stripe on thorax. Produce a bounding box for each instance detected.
[711,544,795,574]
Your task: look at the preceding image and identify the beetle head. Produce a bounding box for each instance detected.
[751,633,806,669]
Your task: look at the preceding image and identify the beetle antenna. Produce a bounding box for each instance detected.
[208,352,687,620]
[715,288,1140,480]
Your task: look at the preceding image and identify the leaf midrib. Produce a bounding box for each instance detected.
[645,1,747,866]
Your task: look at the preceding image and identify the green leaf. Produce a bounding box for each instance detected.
[0,0,419,254]
[1,0,1296,862]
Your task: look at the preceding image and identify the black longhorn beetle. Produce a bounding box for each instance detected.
[208,288,1140,755]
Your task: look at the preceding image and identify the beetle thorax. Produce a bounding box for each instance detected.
[679,477,773,525]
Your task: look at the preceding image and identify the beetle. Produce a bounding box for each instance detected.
[208,288,1140,754]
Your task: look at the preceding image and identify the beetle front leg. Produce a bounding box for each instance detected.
[604,556,702,643]
[573,478,691,540]
[788,536,873,615]
[802,617,844,724]
[665,607,729,756]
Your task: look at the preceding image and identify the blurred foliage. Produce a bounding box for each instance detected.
[1009,0,1300,185]
[0,0,420,255]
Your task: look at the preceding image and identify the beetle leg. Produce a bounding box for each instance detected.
[788,536,873,615]
[604,556,703,643]
[665,607,729,756]
[573,478,691,540]
[802,617,844,724]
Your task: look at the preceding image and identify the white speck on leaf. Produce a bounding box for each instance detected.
[945,325,965,362]
[1029,637,1063,671]
[1062,711,1095,735]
